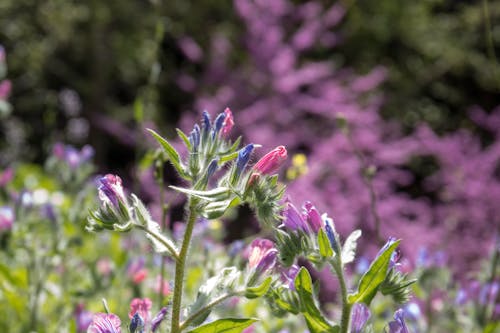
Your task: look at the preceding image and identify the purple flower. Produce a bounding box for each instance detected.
[98,174,126,210]
[202,111,211,135]
[74,304,93,332]
[0,80,11,100]
[253,146,288,175]
[87,313,121,333]
[323,214,339,254]
[279,264,299,289]
[387,309,410,333]
[128,298,152,324]
[151,307,168,332]
[52,142,94,169]
[302,201,323,233]
[0,167,13,187]
[129,313,144,333]
[282,199,308,231]
[248,238,278,274]
[351,303,371,333]
[0,206,14,232]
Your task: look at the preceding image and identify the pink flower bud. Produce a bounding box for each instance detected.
[253,146,287,175]
[247,238,277,273]
[129,298,152,323]
[221,107,234,137]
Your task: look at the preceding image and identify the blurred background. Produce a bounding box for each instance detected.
[1,0,500,274]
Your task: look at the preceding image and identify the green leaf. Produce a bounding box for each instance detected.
[176,128,192,150]
[202,197,240,219]
[348,240,400,306]
[294,268,339,333]
[169,186,231,202]
[147,128,187,178]
[318,229,333,258]
[245,276,272,299]
[187,318,257,333]
[341,230,362,264]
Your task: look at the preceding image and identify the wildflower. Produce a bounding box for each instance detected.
[129,313,144,333]
[323,214,339,254]
[253,145,287,175]
[128,298,152,324]
[303,201,323,233]
[151,307,168,332]
[351,303,371,333]
[127,257,148,284]
[154,276,171,297]
[87,313,121,333]
[0,167,13,187]
[0,206,14,232]
[74,304,93,332]
[213,111,226,137]
[235,144,255,177]
[189,124,201,152]
[98,174,128,215]
[221,107,234,137]
[53,143,94,169]
[0,80,11,100]
[248,238,278,274]
[387,309,410,333]
[279,264,300,289]
[282,200,308,232]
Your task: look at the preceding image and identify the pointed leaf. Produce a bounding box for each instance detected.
[245,276,272,299]
[187,318,257,333]
[169,186,231,202]
[294,267,339,333]
[341,230,362,264]
[318,229,333,258]
[147,128,188,178]
[348,240,400,306]
[176,128,192,150]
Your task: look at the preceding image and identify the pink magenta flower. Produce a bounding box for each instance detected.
[154,276,171,297]
[0,80,11,100]
[128,298,152,323]
[253,145,287,175]
[303,201,324,233]
[0,168,13,187]
[221,107,234,137]
[248,238,278,273]
[87,313,121,333]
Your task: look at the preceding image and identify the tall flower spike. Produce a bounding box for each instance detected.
[221,107,234,137]
[87,313,122,333]
[253,145,287,175]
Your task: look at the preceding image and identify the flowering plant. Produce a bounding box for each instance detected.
[86,109,415,333]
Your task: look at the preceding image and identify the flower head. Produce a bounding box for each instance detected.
[87,313,121,333]
[387,309,409,333]
[303,201,324,233]
[351,303,371,333]
[151,307,168,332]
[98,174,126,210]
[253,145,287,175]
[248,238,278,274]
[128,298,152,324]
[74,304,93,332]
[282,200,308,232]
[129,312,144,333]
[221,107,234,137]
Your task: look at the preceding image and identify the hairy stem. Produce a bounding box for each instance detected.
[171,198,199,333]
[332,259,352,333]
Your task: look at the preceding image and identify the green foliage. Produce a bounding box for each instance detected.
[186,318,257,333]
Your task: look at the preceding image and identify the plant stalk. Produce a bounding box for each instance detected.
[170,198,199,333]
[333,259,352,333]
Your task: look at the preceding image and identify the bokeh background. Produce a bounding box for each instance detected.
[1,0,500,275]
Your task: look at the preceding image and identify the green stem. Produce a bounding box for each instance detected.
[179,291,242,331]
[171,198,199,333]
[332,260,352,333]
